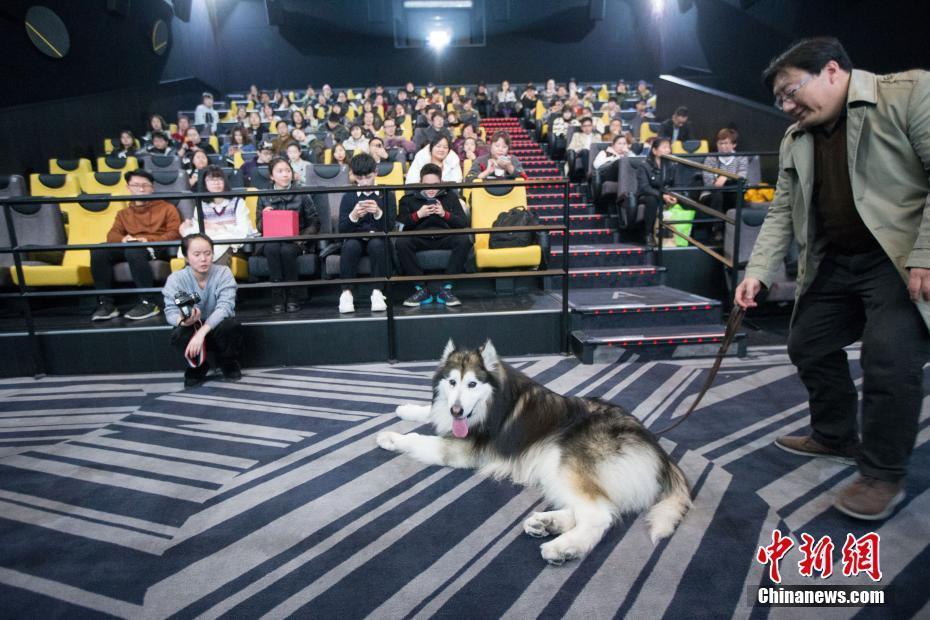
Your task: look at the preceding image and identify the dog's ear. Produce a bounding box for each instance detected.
[479,339,499,372]
[440,339,456,364]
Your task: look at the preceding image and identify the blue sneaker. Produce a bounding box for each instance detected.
[436,286,461,307]
[403,286,434,307]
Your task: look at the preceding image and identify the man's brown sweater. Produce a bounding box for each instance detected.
[106,200,182,243]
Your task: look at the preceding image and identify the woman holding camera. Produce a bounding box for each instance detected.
[163,233,242,388]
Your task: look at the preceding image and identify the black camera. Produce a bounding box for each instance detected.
[174,291,201,320]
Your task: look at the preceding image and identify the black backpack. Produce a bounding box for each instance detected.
[489,206,539,249]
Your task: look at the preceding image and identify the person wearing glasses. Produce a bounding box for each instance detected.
[90,169,181,321]
[736,37,930,521]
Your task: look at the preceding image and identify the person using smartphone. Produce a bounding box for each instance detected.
[396,163,471,308]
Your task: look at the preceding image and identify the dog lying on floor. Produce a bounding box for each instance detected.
[377,340,692,565]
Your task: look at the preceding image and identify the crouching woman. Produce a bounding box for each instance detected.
[163,233,243,387]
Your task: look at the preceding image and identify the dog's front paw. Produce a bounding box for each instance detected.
[377,431,404,452]
[395,404,431,422]
[523,514,552,538]
[540,538,581,566]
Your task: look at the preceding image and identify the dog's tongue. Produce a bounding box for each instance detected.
[452,417,469,438]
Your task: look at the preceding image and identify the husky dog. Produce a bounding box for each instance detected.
[377,340,692,565]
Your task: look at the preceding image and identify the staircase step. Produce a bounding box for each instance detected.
[549,228,615,244]
[539,214,607,227]
[557,286,722,328]
[528,203,592,213]
[564,265,662,288]
[571,323,746,363]
[548,243,646,267]
[529,192,586,204]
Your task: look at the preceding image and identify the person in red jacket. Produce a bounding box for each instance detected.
[90,169,181,321]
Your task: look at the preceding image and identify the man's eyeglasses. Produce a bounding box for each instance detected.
[774,74,814,110]
[127,182,153,190]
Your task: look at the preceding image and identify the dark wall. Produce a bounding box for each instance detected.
[0,0,221,175]
[665,0,930,103]
[204,0,661,91]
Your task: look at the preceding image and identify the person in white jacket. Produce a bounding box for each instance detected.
[194,92,219,134]
[179,166,255,265]
[405,135,462,185]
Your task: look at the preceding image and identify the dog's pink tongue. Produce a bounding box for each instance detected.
[452,417,469,438]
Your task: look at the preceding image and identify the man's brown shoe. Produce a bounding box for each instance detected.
[774,435,858,464]
[834,476,905,521]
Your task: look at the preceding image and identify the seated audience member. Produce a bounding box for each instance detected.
[414,111,453,149]
[235,106,249,125]
[343,124,370,154]
[112,130,138,158]
[601,118,625,143]
[397,163,470,308]
[465,130,526,182]
[367,137,390,164]
[699,128,749,238]
[459,137,481,165]
[182,149,210,192]
[635,136,677,248]
[361,110,381,137]
[260,103,279,123]
[290,128,324,162]
[629,99,653,139]
[446,111,462,136]
[474,82,491,118]
[636,80,652,101]
[143,115,169,145]
[567,116,602,175]
[391,103,410,127]
[604,97,622,119]
[164,233,242,387]
[323,113,349,147]
[520,84,538,115]
[658,106,693,143]
[180,166,254,266]
[541,79,558,104]
[286,142,310,185]
[337,153,392,314]
[271,120,293,155]
[194,92,218,134]
[406,135,462,184]
[453,124,487,158]
[279,95,296,113]
[146,131,174,156]
[615,80,629,97]
[90,169,181,322]
[496,80,519,117]
[458,98,479,129]
[592,133,632,180]
[381,118,417,155]
[186,149,210,190]
[221,127,255,159]
[551,107,574,139]
[172,115,191,144]
[241,141,275,187]
[256,157,320,313]
[179,126,216,157]
[290,110,310,133]
[580,107,606,134]
[246,112,265,143]
[403,81,417,100]
[331,143,349,166]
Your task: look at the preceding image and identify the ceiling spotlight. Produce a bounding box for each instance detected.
[652,0,665,13]
[427,29,451,50]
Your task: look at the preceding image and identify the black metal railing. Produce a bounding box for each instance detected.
[655,150,778,298]
[0,178,572,376]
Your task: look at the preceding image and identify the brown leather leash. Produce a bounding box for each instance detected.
[653,306,746,435]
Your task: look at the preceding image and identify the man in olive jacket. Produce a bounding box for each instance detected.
[736,38,930,520]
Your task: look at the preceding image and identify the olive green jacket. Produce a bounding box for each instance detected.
[745,69,930,329]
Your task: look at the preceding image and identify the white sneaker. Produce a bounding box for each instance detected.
[370,289,387,312]
[339,290,355,314]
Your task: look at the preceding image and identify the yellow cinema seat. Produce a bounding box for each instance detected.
[672,139,710,155]
[470,185,541,270]
[640,122,659,142]
[374,161,405,205]
[49,158,92,175]
[12,198,124,286]
[79,172,129,195]
[96,155,139,173]
[30,173,81,199]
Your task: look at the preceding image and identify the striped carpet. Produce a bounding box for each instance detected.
[0,345,927,618]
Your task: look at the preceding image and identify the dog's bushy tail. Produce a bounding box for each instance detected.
[645,462,692,544]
